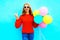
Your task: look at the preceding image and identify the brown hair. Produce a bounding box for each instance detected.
[22,3,33,16]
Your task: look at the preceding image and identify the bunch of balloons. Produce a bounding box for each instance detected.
[33,7,53,28]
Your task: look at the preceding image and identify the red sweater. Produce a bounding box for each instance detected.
[15,14,38,33]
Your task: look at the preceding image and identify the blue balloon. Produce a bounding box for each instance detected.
[34,15,43,24]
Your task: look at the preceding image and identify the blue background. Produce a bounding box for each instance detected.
[0,0,60,40]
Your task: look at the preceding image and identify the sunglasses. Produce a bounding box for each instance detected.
[24,6,30,8]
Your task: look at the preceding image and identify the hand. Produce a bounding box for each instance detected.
[14,12,19,20]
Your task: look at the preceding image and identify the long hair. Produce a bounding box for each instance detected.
[22,3,33,16]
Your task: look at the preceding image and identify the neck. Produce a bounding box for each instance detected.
[26,11,29,14]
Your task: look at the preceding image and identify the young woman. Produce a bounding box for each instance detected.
[15,3,39,40]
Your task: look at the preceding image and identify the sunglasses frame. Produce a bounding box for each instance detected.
[24,6,30,8]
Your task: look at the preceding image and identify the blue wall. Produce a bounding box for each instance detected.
[0,0,60,40]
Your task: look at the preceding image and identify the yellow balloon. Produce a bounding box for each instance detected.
[43,15,53,24]
[33,10,40,16]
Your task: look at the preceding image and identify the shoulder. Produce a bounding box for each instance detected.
[31,15,34,18]
[19,15,24,19]
[30,15,34,19]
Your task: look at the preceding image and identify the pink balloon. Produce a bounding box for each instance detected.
[39,7,48,16]
[39,22,47,28]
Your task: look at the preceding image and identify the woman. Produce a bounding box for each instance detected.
[15,3,39,40]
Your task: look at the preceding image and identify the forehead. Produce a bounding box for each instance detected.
[24,4,29,7]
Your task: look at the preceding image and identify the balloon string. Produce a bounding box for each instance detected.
[38,26,46,40]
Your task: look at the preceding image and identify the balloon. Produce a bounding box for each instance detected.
[34,15,43,24]
[39,7,48,16]
[43,15,53,24]
[39,22,47,28]
[33,10,40,16]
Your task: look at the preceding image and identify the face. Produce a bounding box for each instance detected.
[24,4,30,13]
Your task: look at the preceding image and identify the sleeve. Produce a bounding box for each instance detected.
[33,21,39,28]
[15,15,22,28]
[33,16,39,28]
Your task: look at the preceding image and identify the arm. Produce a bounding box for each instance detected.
[33,16,39,28]
[15,15,22,28]
[33,21,39,28]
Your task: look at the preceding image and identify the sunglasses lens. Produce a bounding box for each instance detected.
[24,7,26,8]
[24,6,29,8]
[27,7,29,8]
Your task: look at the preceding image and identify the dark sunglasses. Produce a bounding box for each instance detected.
[24,6,30,8]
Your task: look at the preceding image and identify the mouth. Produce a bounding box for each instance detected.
[26,9,28,10]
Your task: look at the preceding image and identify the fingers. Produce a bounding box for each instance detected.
[14,12,19,20]
[14,12,18,17]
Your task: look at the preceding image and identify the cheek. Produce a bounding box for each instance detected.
[28,8,29,10]
[24,8,26,11]
[24,8,29,11]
